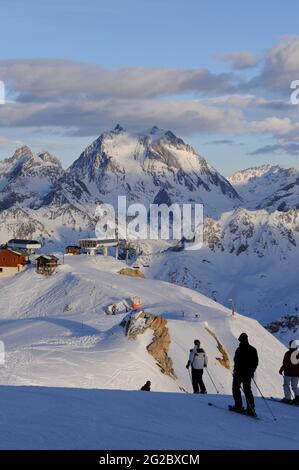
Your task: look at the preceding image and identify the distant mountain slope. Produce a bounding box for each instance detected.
[257,176,299,212]
[0,146,63,211]
[145,207,299,330]
[0,146,96,246]
[228,164,299,212]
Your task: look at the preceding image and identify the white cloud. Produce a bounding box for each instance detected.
[0,39,298,149]
[0,59,234,101]
[249,36,299,94]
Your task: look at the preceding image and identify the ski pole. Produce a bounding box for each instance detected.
[206,367,219,394]
[252,378,277,422]
[187,368,193,392]
[188,368,192,384]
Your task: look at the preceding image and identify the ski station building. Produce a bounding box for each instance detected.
[7,239,41,254]
[78,238,118,256]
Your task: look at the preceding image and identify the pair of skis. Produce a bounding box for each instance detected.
[209,397,298,421]
[269,397,299,407]
[208,402,259,420]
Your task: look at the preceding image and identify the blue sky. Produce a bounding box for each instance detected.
[0,0,299,174]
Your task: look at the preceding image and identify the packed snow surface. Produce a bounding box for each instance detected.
[1,387,298,450]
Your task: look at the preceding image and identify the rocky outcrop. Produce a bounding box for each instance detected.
[265,315,299,335]
[121,311,177,379]
[205,326,230,369]
[118,267,145,279]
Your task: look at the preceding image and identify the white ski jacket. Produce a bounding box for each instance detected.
[189,347,208,369]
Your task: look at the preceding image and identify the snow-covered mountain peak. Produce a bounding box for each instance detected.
[0,147,64,212]
[68,126,240,215]
[228,164,299,211]
[37,151,62,168]
[139,126,185,146]
[0,145,33,175]
[112,123,126,134]
[10,145,33,160]
[229,164,297,187]
[0,146,62,177]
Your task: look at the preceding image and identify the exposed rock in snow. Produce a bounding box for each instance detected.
[265,315,299,344]
[121,310,177,379]
[118,267,145,278]
[205,325,230,369]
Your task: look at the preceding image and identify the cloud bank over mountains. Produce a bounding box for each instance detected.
[0,36,299,155]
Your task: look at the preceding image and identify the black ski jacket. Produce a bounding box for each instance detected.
[234,342,259,377]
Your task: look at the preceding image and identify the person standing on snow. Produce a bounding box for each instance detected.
[186,339,208,394]
[231,333,259,416]
[140,380,151,391]
[279,340,299,404]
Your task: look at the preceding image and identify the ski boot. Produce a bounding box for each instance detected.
[245,407,257,417]
[228,405,245,413]
[280,398,293,404]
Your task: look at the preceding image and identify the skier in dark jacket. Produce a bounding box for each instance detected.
[231,333,259,415]
[140,380,151,391]
[279,340,299,404]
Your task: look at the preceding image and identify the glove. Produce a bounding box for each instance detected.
[279,368,283,375]
[204,364,207,368]
[186,361,190,369]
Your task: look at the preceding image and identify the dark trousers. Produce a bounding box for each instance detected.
[191,368,206,393]
[233,375,255,410]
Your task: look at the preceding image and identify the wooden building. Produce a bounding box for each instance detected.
[36,255,58,276]
[66,245,81,255]
[0,248,29,277]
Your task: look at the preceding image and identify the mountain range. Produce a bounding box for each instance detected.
[0,125,298,336]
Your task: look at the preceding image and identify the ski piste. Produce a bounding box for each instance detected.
[269,397,299,407]
[208,402,260,420]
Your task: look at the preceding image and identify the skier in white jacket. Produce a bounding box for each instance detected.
[186,339,208,393]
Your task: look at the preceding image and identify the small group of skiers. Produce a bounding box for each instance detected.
[140,334,299,416]
[185,333,299,416]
